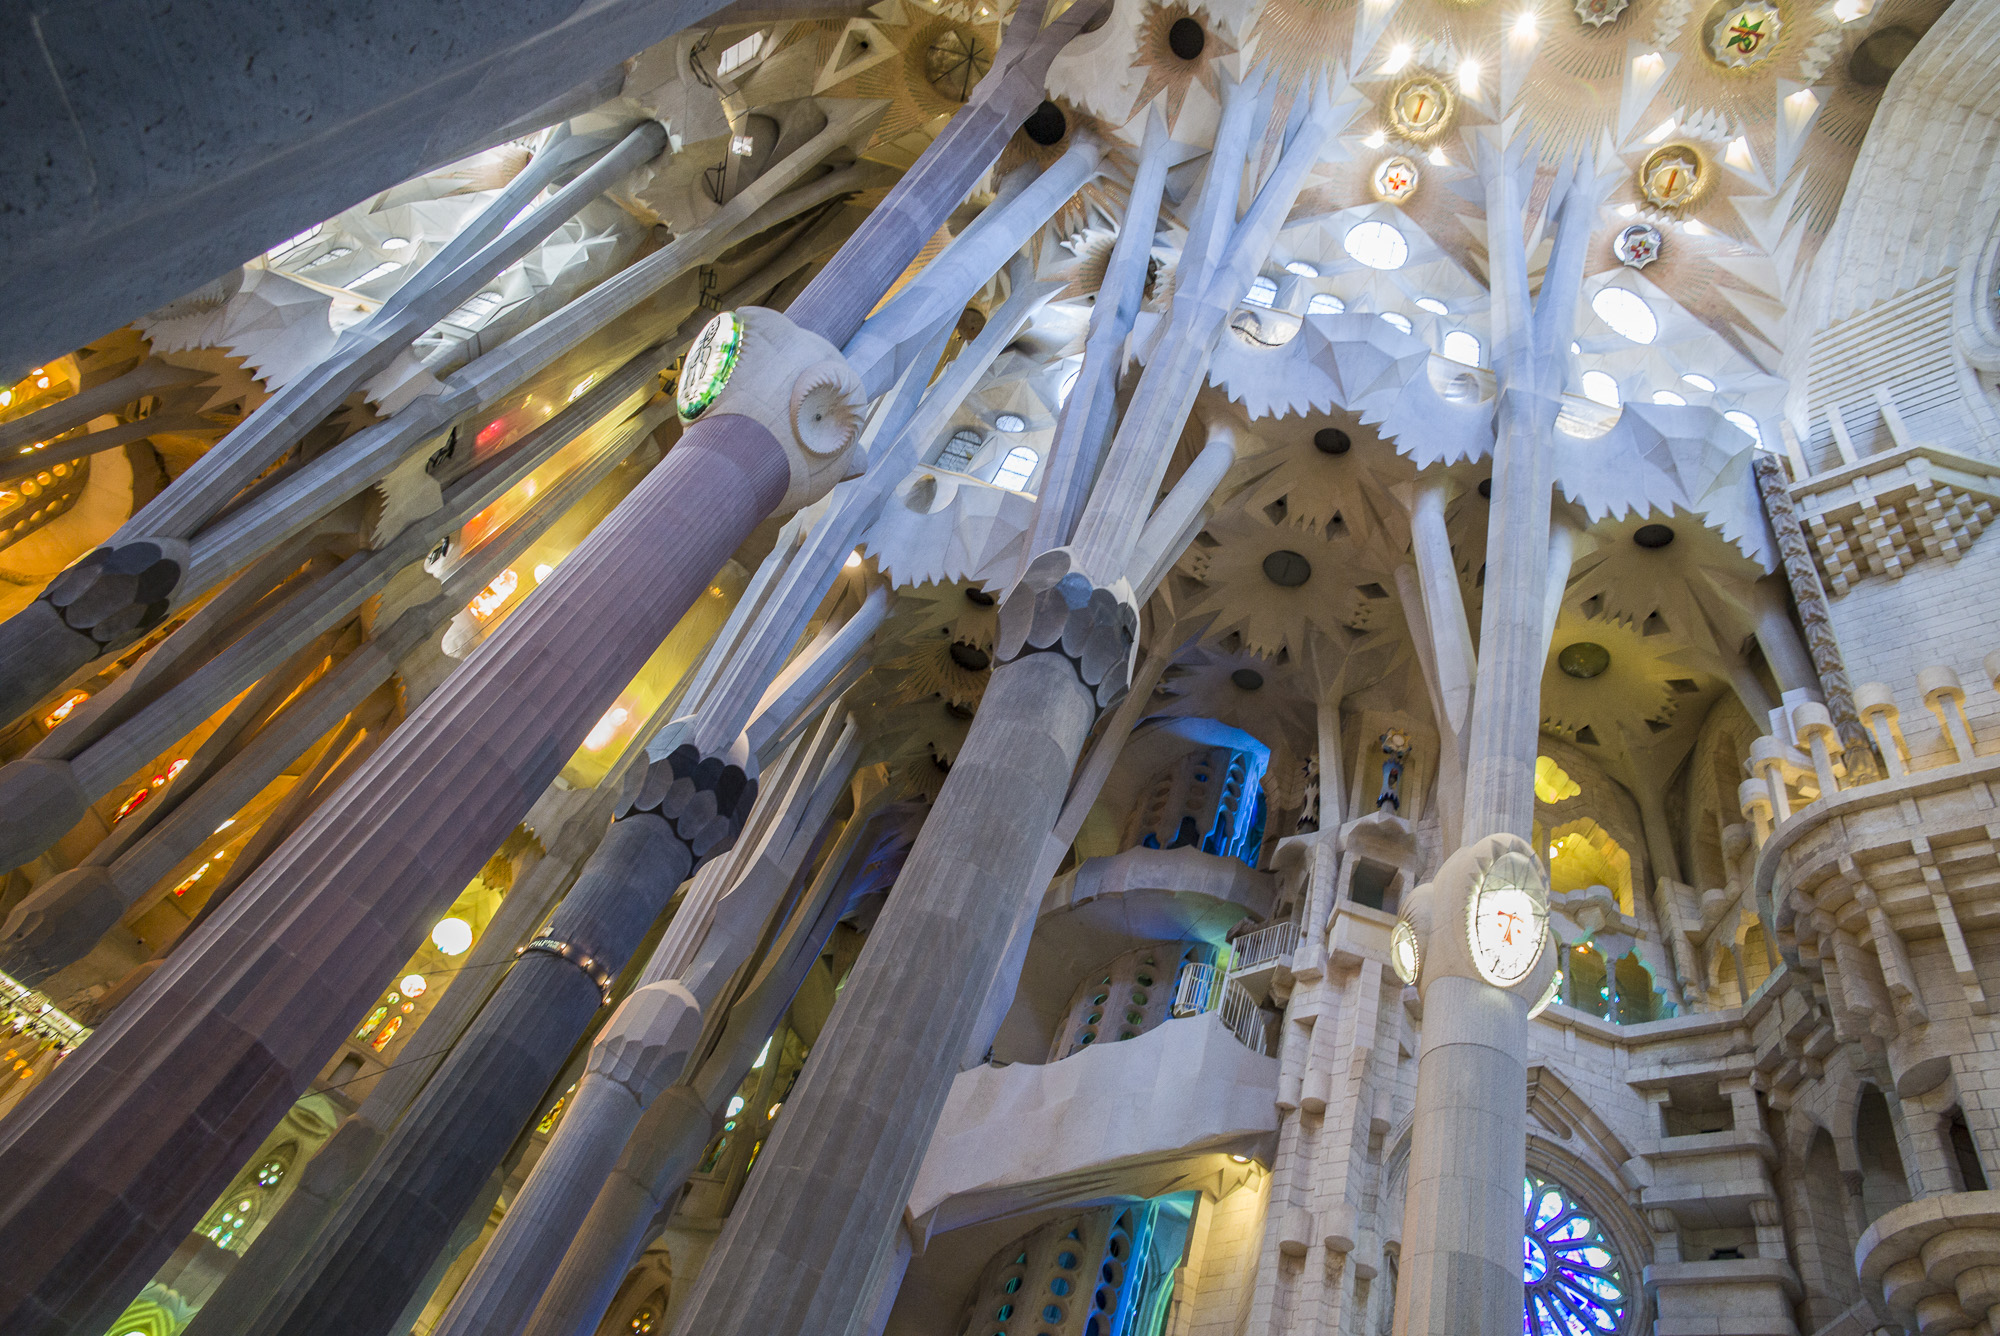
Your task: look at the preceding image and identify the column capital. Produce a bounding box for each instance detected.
[994,548,1139,710]
[678,305,867,514]
[617,742,760,867]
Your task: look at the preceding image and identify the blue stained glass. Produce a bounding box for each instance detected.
[1523,1175,1626,1336]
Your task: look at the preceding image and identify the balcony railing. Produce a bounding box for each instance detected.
[1228,919,1300,974]
[1171,961,1274,1056]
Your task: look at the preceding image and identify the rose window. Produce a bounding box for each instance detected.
[1523,1174,1627,1336]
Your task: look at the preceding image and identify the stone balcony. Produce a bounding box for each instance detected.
[989,844,1274,1064]
[1856,1190,2000,1334]
[907,1009,1279,1243]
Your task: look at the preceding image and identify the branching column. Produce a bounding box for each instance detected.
[1395,141,1605,1336]
[0,7,1098,1333]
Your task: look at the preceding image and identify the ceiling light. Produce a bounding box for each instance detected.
[583,706,630,752]
[845,550,864,569]
[380,236,410,251]
[1428,146,1449,166]
[1617,203,1638,217]
[1723,410,1763,447]
[1643,118,1677,144]
[1457,58,1481,95]
[1384,43,1412,73]
[1364,130,1387,149]
[1834,0,1871,19]
[1513,10,1538,38]
[532,563,554,583]
[1681,373,1716,391]
[1682,219,1710,236]
[1725,137,1755,170]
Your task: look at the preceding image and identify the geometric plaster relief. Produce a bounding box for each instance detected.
[1793,444,2000,595]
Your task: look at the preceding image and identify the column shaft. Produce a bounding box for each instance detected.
[241,802,720,1336]
[667,651,1097,1335]
[0,414,787,1336]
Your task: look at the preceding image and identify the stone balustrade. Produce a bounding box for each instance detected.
[1741,656,2000,840]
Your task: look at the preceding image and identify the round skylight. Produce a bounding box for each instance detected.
[1723,410,1762,446]
[1681,373,1716,392]
[1306,293,1346,316]
[994,413,1027,433]
[1285,259,1320,278]
[1591,287,1658,344]
[1244,276,1278,308]
[1651,390,1686,406]
[1345,220,1408,270]
[1415,297,1448,314]
[1381,311,1413,334]
[1581,371,1621,407]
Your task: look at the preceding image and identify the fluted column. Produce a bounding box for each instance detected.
[178,795,605,1336]
[0,413,788,1336]
[666,642,1112,1335]
[239,748,753,1336]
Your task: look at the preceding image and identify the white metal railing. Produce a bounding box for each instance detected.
[1218,980,1273,1055]
[1229,919,1300,974]
[1172,961,1220,1017]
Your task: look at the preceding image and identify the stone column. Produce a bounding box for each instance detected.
[665,587,1125,1336]
[416,730,872,1336]
[1396,140,1603,1336]
[0,123,669,719]
[237,748,754,1336]
[0,411,790,1336]
[0,1,1095,1318]
[664,77,1333,1336]
[519,787,905,1336]
[177,789,607,1336]
[1751,453,1877,777]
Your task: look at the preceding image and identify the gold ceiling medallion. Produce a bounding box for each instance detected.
[1708,1,1783,68]
[1573,0,1630,25]
[1386,75,1455,143]
[1638,144,1704,210]
[1372,155,1420,202]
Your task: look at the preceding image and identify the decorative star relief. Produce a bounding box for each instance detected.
[1573,0,1631,29]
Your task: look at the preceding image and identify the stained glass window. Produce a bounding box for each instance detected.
[1523,1174,1627,1336]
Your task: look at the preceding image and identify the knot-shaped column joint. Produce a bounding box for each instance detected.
[994,548,1138,713]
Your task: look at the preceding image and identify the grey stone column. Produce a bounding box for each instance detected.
[515,781,900,1336]
[665,563,1132,1336]
[0,412,789,1336]
[239,747,753,1336]
[1395,144,1605,1336]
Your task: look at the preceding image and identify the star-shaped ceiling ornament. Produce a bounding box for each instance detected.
[1124,3,1240,129]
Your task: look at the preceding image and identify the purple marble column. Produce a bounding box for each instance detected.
[0,414,786,1336]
